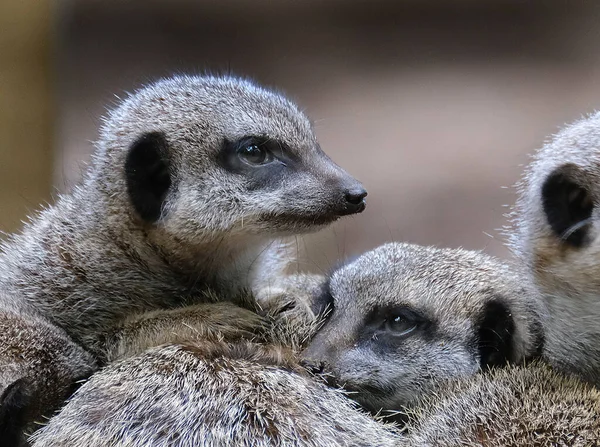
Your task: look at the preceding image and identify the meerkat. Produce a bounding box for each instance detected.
[0,74,367,444]
[303,242,544,415]
[404,362,600,446]
[30,242,543,446]
[510,111,600,385]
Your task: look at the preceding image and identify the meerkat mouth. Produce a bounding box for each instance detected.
[257,197,367,230]
[258,211,345,230]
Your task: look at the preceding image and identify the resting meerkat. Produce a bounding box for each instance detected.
[400,114,600,446]
[0,74,367,444]
[30,242,543,446]
[510,111,600,384]
[303,242,544,414]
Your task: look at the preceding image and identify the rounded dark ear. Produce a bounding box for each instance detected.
[125,132,172,222]
[541,164,594,247]
[309,277,334,318]
[0,378,32,446]
[477,299,515,368]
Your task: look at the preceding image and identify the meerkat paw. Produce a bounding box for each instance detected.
[255,274,330,348]
[103,302,267,362]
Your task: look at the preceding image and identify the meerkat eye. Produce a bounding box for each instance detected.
[384,315,418,336]
[374,307,426,338]
[237,143,273,166]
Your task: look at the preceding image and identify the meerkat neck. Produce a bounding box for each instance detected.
[0,188,270,353]
[144,231,275,294]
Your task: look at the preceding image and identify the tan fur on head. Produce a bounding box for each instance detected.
[511,111,600,297]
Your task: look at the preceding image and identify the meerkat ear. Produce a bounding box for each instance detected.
[541,164,594,247]
[125,132,172,222]
[477,299,516,368]
[0,378,31,445]
[310,278,335,318]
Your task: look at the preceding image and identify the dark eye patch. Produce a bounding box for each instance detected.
[366,305,431,337]
[217,136,301,191]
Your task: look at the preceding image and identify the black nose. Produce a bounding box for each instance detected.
[343,187,367,214]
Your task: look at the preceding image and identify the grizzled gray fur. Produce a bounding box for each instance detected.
[0,74,366,444]
[406,362,600,446]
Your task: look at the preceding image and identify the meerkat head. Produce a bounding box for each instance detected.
[302,243,544,414]
[90,75,366,245]
[511,112,600,297]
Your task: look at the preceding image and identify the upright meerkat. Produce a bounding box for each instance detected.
[510,111,600,384]
[30,242,543,446]
[0,74,366,444]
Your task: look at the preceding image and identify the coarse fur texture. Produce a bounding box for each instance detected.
[31,338,405,446]
[31,242,544,446]
[406,362,600,446]
[303,242,545,416]
[0,74,366,444]
[510,111,600,384]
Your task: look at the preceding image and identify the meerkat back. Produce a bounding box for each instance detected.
[30,342,405,447]
[406,362,600,446]
[510,111,600,384]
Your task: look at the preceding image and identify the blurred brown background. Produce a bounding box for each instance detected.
[3,0,600,271]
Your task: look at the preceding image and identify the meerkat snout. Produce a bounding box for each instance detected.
[342,186,368,214]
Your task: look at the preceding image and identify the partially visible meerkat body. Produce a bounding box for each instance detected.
[0,74,366,444]
[510,111,600,384]
[31,242,543,446]
[405,362,600,446]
